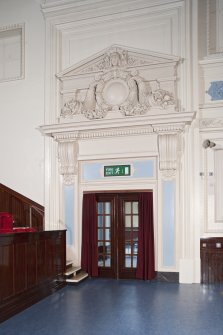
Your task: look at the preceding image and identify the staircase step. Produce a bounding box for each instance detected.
[64,266,81,276]
[66,271,88,283]
[66,260,74,267]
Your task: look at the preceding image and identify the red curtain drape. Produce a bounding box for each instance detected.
[136,192,155,280]
[81,193,98,277]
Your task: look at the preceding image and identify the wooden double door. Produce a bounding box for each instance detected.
[96,193,140,279]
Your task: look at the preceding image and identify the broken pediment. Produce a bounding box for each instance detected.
[57,45,180,121]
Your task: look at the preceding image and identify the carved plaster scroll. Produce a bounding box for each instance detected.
[158,133,180,179]
[57,141,78,185]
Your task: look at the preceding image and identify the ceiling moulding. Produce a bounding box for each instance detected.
[41,0,182,17]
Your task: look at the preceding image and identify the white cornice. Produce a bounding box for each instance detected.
[41,0,183,19]
[39,111,195,139]
[53,126,153,141]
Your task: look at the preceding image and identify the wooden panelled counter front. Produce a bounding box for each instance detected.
[200,237,223,284]
[0,230,66,323]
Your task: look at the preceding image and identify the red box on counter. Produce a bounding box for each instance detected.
[0,212,36,233]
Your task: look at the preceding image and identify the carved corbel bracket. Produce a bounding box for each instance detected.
[157,132,181,179]
[57,141,79,185]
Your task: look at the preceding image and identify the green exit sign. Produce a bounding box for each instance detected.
[104,165,131,177]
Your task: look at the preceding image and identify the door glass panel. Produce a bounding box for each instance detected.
[123,200,139,270]
[97,216,103,228]
[132,256,137,268]
[132,202,138,214]
[105,202,111,214]
[125,255,131,268]
[133,229,138,242]
[97,202,103,214]
[105,255,111,267]
[98,256,103,267]
[98,229,103,240]
[125,202,131,214]
[105,229,110,240]
[125,215,131,227]
[133,242,138,254]
[133,216,138,227]
[97,199,112,269]
[105,216,110,227]
[125,230,131,241]
[125,241,131,254]
[105,242,111,254]
[98,242,103,256]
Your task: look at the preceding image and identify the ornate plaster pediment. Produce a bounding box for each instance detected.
[57,45,180,121]
[57,44,179,78]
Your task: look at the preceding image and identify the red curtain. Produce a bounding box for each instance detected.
[81,193,98,277]
[136,192,155,280]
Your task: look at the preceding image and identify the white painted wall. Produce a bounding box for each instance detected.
[0,0,45,204]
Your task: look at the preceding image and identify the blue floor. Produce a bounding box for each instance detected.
[1,279,223,335]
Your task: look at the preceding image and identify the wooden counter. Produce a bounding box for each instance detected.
[0,230,66,323]
[200,237,223,284]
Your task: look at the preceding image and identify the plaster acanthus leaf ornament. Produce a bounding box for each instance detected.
[57,141,79,185]
[63,174,75,185]
[83,108,108,120]
[127,56,149,67]
[79,47,129,74]
[61,93,83,117]
[150,89,175,108]
[60,48,176,120]
[119,103,148,116]
[161,169,177,179]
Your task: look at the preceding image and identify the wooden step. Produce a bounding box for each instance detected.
[64,266,81,277]
[66,271,88,283]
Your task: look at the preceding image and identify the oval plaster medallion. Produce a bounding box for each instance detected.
[102,79,129,106]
